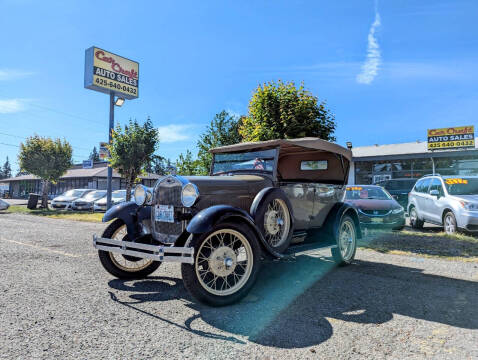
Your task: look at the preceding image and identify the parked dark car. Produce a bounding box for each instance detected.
[375,178,417,210]
[93,138,362,306]
[345,185,405,230]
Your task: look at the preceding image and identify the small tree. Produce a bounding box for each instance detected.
[89,146,100,162]
[109,118,158,201]
[176,150,200,176]
[2,157,12,179]
[196,110,243,175]
[240,80,336,142]
[18,136,72,208]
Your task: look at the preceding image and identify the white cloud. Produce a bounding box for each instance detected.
[157,124,193,143]
[0,99,27,113]
[356,3,382,84]
[0,69,33,81]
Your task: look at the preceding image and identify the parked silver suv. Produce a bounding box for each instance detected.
[408,175,478,234]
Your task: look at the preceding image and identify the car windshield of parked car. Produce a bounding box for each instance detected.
[444,177,478,195]
[346,186,392,200]
[84,191,107,200]
[63,189,85,197]
[112,190,126,199]
[212,149,276,174]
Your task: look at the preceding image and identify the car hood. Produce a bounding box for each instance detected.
[185,175,273,196]
[450,195,478,203]
[74,198,96,204]
[346,199,400,211]
[95,198,124,205]
[53,196,76,202]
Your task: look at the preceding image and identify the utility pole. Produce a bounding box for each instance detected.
[106,92,114,210]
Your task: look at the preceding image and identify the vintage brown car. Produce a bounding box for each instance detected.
[93,138,361,306]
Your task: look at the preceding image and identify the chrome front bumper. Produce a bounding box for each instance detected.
[93,235,194,264]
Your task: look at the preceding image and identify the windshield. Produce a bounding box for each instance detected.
[212,149,276,175]
[346,186,392,200]
[444,178,478,195]
[84,190,106,200]
[63,189,86,197]
[112,190,126,199]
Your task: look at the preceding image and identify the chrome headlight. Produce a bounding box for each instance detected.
[181,183,199,207]
[134,185,152,206]
[392,206,404,214]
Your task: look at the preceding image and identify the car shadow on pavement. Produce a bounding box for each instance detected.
[108,255,478,349]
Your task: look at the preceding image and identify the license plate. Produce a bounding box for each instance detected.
[371,217,383,223]
[155,205,174,223]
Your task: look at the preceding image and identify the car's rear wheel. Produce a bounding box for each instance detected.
[181,222,261,306]
[98,219,161,279]
[409,206,424,229]
[443,212,458,235]
[331,215,357,265]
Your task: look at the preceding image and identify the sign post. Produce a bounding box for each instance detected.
[84,46,139,209]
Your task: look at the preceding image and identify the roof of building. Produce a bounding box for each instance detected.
[352,137,478,159]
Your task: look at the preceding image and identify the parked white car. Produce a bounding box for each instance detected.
[71,190,107,211]
[93,190,132,212]
[0,199,10,211]
[51,189,94,209]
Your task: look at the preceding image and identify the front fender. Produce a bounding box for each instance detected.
[103,201,151,240]
[325,202,362,239]
[187,205,285,258]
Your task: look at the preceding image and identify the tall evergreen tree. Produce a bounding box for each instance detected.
[89,146,100,162]
[2,156,12,179]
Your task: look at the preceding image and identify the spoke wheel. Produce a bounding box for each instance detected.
[195,229,253,296]
[108,224,154,272]
[338,219,356,261]
[263,199,291,248]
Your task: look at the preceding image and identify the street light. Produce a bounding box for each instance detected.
[114,97,125,107]
[346,141,352,149]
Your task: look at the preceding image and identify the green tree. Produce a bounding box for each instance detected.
[2,157,12,179]
[109,118,158,201]
[146,155,175,176]
[18,136,72,208]
[176,149,199,176]
[240,80,336,142]
[89,146,100,162]
[196,110,243,175]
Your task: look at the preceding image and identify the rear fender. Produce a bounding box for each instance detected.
[324,202,362,239]
[187,205,285,258]
[102,201,151,240]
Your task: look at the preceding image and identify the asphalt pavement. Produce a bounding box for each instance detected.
[0,213,477,359]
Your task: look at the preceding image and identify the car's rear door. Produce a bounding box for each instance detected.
[426,178,445,223]
[414,178,431,218]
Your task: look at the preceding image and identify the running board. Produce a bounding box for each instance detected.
[93,235,194,264]
[284,241,337,256]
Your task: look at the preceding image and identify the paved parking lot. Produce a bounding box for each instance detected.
[0,213,477,359]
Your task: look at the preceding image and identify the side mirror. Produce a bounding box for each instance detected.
[430,189,440,197]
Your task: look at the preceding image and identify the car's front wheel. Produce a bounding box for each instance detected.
[181,222,261,306]
[443,211,458,235]
[331,215,357,265]
[98,219,161,279]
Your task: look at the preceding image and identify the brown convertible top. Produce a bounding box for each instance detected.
[210,137,352,161]
[210,138,351,184]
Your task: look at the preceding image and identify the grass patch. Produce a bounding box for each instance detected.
[5,205,104,223]
[359,228,478,261]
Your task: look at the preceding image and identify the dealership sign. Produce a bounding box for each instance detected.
[82,159,93,169]
[99,142,109,160]
[84,47,139,99]
[427,126,475,150]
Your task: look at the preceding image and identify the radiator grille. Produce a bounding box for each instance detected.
[151,176,185,243]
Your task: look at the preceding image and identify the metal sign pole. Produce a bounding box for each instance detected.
[106,92,114,210]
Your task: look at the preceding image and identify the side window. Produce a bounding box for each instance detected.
[414,178,431,193]
[429,178,444,196]
[413,179,424,193]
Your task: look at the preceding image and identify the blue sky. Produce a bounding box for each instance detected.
[1,0,477,173]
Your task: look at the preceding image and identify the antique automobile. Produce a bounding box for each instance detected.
[93,138,361,306]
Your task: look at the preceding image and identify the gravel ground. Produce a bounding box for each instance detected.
[0,213,477,359]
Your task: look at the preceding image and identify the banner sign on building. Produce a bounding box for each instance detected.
[99,142,109,160]
[82,159,93,169]
[427,126,475,150]
[84,47,139,99]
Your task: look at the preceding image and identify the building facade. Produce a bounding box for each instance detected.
[349,138,478,185]
[3,162,160,198]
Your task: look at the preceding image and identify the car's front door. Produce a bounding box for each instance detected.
[280,183,315,231]
[309,183,339,227]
